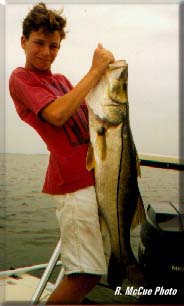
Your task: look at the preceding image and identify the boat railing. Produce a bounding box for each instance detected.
[139,154,184,171]
[0,261,62,278]
[31,240,64,304]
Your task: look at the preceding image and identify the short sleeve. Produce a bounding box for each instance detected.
[54,73,74,90]
[9,69,56,116]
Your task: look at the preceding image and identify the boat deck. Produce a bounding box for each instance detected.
[0,273,51,305]
[0,273,138,305]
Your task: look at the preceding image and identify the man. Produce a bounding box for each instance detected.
[9,2,115,304]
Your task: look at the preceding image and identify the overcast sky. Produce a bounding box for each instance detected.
[4,2,180,158]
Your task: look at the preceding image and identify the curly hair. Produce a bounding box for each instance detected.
[22,2,67,40]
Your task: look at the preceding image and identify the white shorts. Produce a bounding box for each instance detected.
[53,186,108,276]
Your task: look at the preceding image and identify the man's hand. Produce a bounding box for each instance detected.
[91,43,115,76]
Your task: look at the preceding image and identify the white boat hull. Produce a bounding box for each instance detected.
[0,273,52,304]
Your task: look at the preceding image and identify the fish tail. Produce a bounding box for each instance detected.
[108,254,126,289]
[131,194,146,230]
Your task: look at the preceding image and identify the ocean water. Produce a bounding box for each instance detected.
[0,153,182,303]
[0,153,180,268]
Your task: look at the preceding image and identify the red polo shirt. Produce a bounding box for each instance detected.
[9,67,94,194]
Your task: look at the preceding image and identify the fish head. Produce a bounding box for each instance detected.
[109,63,128,105]
[86,60,128,126]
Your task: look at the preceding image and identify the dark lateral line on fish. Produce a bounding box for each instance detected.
[116,131,124,258]
[140,159,184,171]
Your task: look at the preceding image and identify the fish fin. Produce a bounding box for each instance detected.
[86,142,95,171]
[96,133,106,160]
[131,194,146,230]
[136,157,141,178]
[136,149,141,177]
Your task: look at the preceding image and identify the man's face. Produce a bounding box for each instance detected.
[21,29,61,72]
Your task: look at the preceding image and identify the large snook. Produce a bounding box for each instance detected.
[86,60,146,288]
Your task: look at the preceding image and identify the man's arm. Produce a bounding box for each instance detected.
[41,44,114,127]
